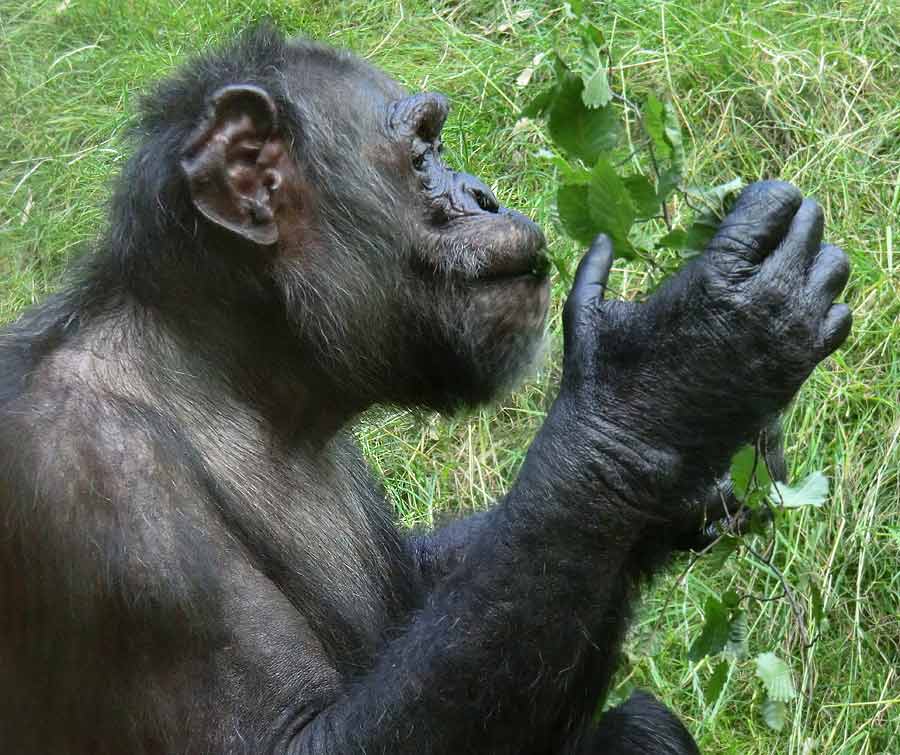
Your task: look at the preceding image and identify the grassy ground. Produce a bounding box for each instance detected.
[1,0,897,752]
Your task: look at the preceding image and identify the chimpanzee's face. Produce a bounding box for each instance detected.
[181,44,551,409]
[383,88,551,404]
[290,58,552,406]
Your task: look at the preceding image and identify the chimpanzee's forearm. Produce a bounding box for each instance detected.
[410,406,705,588]
[289,403,686,755]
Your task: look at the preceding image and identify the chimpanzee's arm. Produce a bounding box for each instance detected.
[288,182,851,754]
[293,409,666,755]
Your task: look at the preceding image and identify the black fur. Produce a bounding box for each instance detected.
[0,27,850,754]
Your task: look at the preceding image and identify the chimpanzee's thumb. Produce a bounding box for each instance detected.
[565,235,614,318]
[562,235,614,372]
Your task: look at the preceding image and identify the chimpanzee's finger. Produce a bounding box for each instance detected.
[808,244,850,303]
[564,234,614,321]
[706,180,802,265]
[820,303,852,356]
[764,198,824,280]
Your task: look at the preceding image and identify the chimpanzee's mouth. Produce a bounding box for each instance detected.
[422,209,550,284]
[476,252,551,283]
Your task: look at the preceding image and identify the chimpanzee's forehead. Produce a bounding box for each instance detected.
[284,39,409,111]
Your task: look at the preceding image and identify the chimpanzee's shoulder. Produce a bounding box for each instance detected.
[0,351,207,536]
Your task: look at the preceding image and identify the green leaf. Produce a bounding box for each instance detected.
[642,93,670,161]
[689,596,731,662]
[623,174,660,219]
[749,506,775,535]
[705,661,729,707]
[656,228,688,250]
[684,220,717,253]
[557,183,596,246]
[579,20,605,48]
[582,65,613,108]
[547,74,621,164]
[657,221,716,255]
[773,471,829,509]
[730,445,773,501]
[577,27,612,109]
[685,178,746,221]
[761,698,787,732]
[722,589,741,609]
[704,535,739,571]
[551,51,570,80]
[726,610,749,660]
[520,86,557,119]
[810,581,825,626]
[587,157,636,259]
[656,164,681,203]
[663,100,685,169]
[755,652,796,702]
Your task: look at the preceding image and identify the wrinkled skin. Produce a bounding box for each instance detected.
[0,29,850,755]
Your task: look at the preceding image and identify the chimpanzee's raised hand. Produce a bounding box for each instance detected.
[558,181,851,502]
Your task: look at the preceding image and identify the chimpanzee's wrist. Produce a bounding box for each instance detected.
[517,394,683,518]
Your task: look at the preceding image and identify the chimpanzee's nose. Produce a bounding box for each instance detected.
[458,173,500,214]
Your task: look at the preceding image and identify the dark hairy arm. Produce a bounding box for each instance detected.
[290,181,850,755]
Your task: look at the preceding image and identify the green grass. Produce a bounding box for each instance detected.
[1,0,898,751]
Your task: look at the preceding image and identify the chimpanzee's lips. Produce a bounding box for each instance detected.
[424,207,549,284]
[477,250,551,282]
[471,208,550,282]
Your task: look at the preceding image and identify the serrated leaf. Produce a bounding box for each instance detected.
[553,160,592,183]
[689,596,730,662]
[623,174,659,219]
[582,65,613,108]
[577,27,611,109]
[761,698,787,731]
[557,183,596,246]
[731,445,773,501]
[755,652,796,702]
[656,228,688,250]
[704,534,739,571]
[587,157,636,259]
[580,20,605,47]
[773,471,829,509]
[684,178,746,221]
[749,506,775,535]
[643,93,670,161]
[663,100,685,169]
[547,74,621,164]
[684,221,717,253]
[726,610,749,660]
[705,660,729,706]
[657,221,716,255]
[656,164,681,203]
[722,589,741,609]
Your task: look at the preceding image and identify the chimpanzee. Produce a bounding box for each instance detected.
[0,27,850,754]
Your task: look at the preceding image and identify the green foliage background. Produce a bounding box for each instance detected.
[1,1,897,752]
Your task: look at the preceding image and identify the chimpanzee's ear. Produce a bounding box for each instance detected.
[180,84,284,246]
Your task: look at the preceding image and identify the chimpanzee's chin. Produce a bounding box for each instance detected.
[443,277,550,406]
